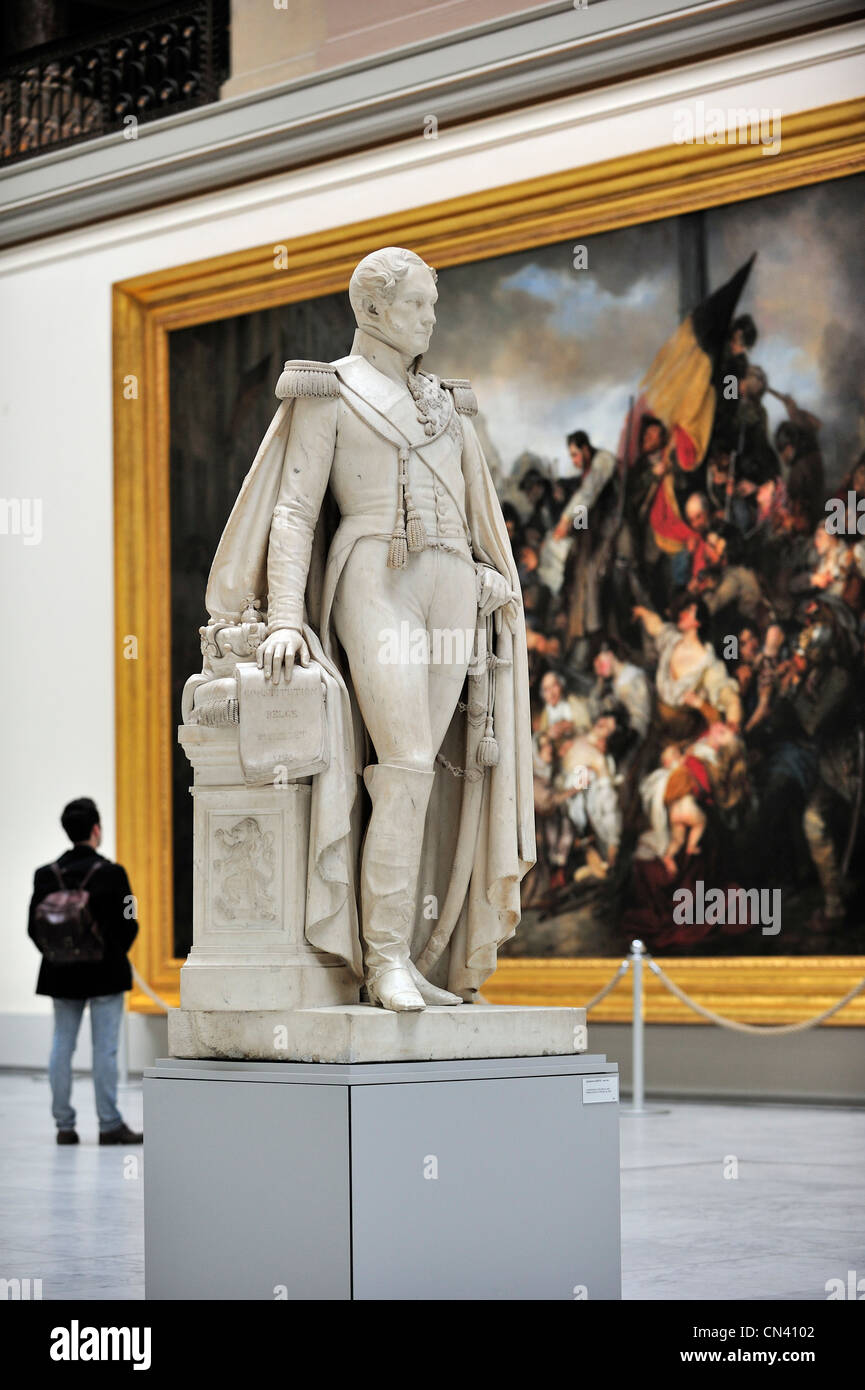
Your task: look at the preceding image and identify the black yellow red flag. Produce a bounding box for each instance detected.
[621,255,756,471]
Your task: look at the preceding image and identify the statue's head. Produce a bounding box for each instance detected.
[349,247,438,360]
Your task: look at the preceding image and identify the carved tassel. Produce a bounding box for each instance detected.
[404,485,427,553]
[388,521,408,569]
[388,448,410,569]
[477,715,499,767]
[476,614,499,767]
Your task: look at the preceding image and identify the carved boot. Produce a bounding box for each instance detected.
[406,960,462,1007]
[362,763,434,1012]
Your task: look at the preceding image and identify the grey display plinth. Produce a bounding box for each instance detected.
[144,1054,621,1301]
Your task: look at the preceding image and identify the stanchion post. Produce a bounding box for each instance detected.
[621,939,669,1117]
[632,939,645,1112]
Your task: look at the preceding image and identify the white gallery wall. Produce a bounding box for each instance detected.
[1,22,863,1085]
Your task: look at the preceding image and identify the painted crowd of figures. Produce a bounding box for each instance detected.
[498,287,865,951]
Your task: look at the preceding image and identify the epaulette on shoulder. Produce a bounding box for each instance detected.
[441,378,478,416]
[275,359,340,400]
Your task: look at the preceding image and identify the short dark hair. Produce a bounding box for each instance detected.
[776,418,819,461]
[518,467,547,494]
[61,798,100,844]
[731,314,757,349]
[638,414,668,451]
[594,636,627,663]
[671,590,711,641]
[601,699,634,762]
[567,431,591,451]
[775,420,799,454]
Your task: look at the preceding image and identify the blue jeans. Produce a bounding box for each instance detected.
[49,994,125,1133]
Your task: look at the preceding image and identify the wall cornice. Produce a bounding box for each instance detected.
[0,0,861,248]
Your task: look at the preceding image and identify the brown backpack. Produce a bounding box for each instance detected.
[32,861,105,964]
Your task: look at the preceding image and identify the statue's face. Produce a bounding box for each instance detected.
[374,264,438,358]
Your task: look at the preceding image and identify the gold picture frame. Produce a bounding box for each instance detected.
[113,96,865,1023]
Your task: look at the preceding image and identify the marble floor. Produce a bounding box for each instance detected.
[0,1070,862,1300]
[620,1100,864,1301]
[0,1070,145,1301]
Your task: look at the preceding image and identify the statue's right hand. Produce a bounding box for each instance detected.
[256,627,310,684]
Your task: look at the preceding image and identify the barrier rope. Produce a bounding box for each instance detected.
[646,958,865,1035]
[132,965,171,1013]
[578,948,865,1034]
[582,959,631,1011]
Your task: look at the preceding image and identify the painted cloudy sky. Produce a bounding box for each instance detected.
[423,172,865,489]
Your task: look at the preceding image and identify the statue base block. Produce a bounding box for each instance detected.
[144,1053,621,1299]
[168,1003,587,1063]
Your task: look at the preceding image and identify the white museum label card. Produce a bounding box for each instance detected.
[582,1076,619,1104]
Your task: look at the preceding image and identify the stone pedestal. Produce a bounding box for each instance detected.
[168,1002,588,1063]
[174,725,587,1071]
[144,1053,621,1300]
[177,725,358,1013]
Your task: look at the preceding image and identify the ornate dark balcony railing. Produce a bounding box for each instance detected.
[0,0,229,165]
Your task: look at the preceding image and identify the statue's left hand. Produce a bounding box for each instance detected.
[477,566,518,633]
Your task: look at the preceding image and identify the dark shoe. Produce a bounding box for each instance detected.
[99,1124,143,1145]
[56,1129,79,1145]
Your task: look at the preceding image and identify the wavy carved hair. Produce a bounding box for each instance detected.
[349,247,437,320]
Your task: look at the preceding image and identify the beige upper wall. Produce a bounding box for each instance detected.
[225,0,554,96]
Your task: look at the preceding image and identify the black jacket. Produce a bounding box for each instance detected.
[28,845,139,999]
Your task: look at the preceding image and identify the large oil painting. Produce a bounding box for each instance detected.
[167,172,865,965]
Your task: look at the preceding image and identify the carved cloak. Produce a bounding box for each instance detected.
[204,376,535,996]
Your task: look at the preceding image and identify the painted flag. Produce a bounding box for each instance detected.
[619,255,756,471]
[618,256,756,563]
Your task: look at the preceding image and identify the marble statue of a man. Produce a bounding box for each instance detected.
[187,247,535,1012]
